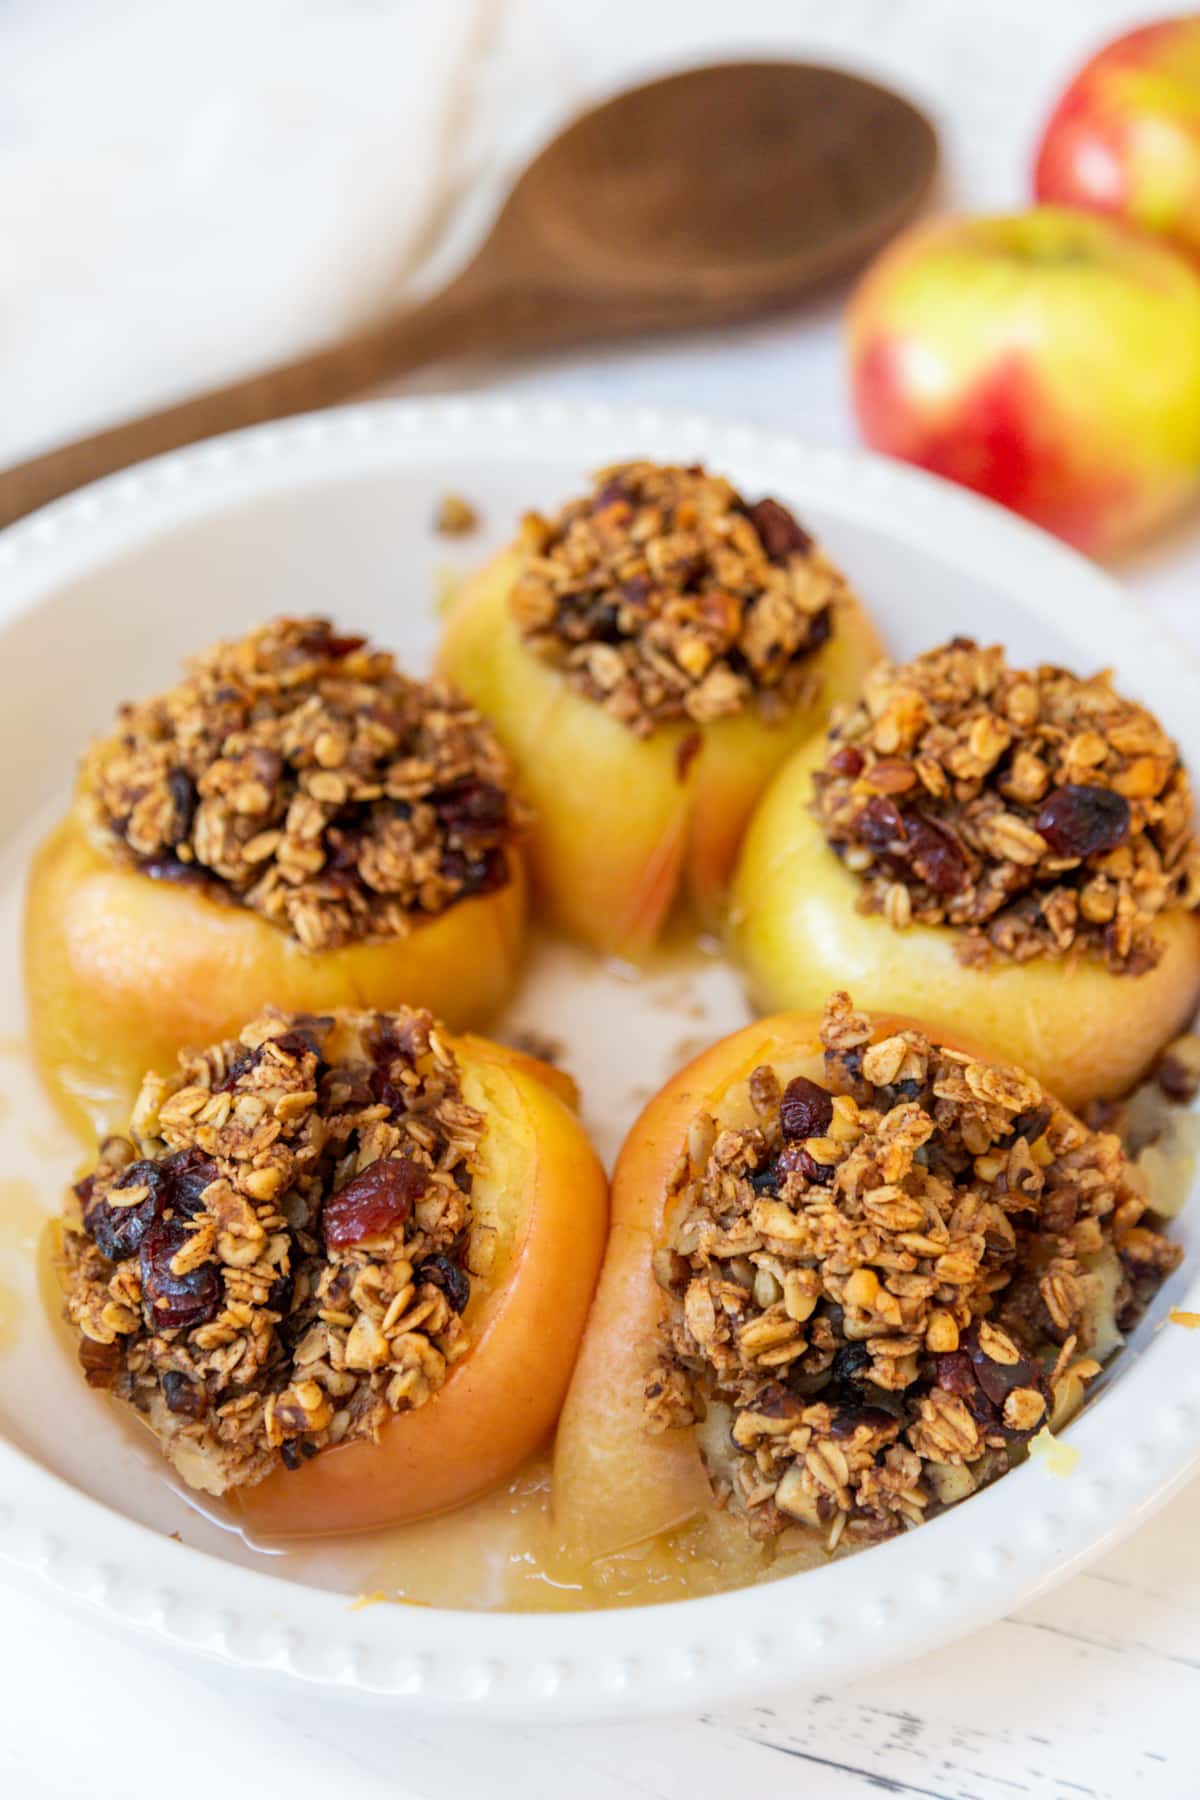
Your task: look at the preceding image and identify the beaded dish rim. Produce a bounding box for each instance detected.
[2,397,1199,1721]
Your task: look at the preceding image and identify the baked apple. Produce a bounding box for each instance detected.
[555,995,1180,1557]
[438,462,882,956]
[25,617,528,1139]
[731,640,1200,1110]
[58,1004,607,1534]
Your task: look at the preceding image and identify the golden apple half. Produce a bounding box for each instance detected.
[729,738,1200,1111]
[240,1037,608,1538]
[438,548,882,958]
[25,809,528,1141]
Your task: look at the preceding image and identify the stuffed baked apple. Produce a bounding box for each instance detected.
[438,461,882,956]
[555,995,1180,1559]
[26,617,527,1138]
[58,1004,607,1533]
[731,640,1200,1109]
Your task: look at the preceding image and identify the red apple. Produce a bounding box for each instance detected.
[1035,18,1200,264]
[847,208,1200,554]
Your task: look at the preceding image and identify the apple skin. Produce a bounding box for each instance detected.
[437,547,882,958]
[1035,19,1200,264]
[24,809,527,1142]
[847,207,1200,554]
[240,1036,609,1538]
[729,736,1200,1113]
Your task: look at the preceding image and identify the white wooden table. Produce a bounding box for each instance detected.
[5,3,1200,1795]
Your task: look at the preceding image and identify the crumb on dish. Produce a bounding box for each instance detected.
[510,460,852,737]
[59,1007,485,1495]
[435,493,480,537]
[646,991,1182,1550]
[82,617,524,951]
[812,639,1200,973]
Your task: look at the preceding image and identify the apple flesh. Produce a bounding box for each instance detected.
[437,548,882,958]
[848,207,1200,555]
[24,809,527,1141]
[240,1036,608,1537]
[729,737,1200,1112]
[1035,19,1200,265]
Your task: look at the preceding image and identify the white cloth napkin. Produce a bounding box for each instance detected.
[0,0,1151,471]
[0,0,493,462]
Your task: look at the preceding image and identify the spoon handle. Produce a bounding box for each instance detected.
[0,267,508,531]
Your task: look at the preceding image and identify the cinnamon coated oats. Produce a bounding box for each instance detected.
[812,639,1200,972]
[60,1007,484,1494]
[646,993,1182,1548]
[510,461,852,736]
[82,617,523,951]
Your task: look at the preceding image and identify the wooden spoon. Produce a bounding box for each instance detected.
[0,61,936,528]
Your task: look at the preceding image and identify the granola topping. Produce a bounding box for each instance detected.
[82,617,523,951]
[813,639,1200,972]
[645,992,1182,1548]
[59,1007,485,1494]
[510,461,852,737]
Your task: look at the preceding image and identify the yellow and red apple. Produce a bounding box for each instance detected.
[1035,17,1200,264]
[438,546,881,958]
[847,208,1200,554]
[729,736,1200,1112]
[241,1035,608,1538]
[25,808,528,1142]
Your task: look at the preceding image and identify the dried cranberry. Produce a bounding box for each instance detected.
[904,813,969,896]
[167,768,197,841]
[830,1343,873,1386]
[267,1269,295,1317]
[322,1155,427,1249]
[324,633,366,659]
[162,1148,218,1217]
[1035,784,1130,859]
[434,778,509,839]
[829,1402,902,1438]
[620,573,652,609]
[748,1158,781,1196]
[140,1217,221,1331]
[934,1350,976,1397]
[746,496,812,563]
[591,478,633,514]
[417,1253,471,1314]
[84,1160,165,1262]
[780,1076,834,1142]
[267,1028,323,1064]
[857,795,905,852]
[965,1326,1042,1409]
[213,1046,264,1093]
[161,1371,207,1418]
[826,745,865,778]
